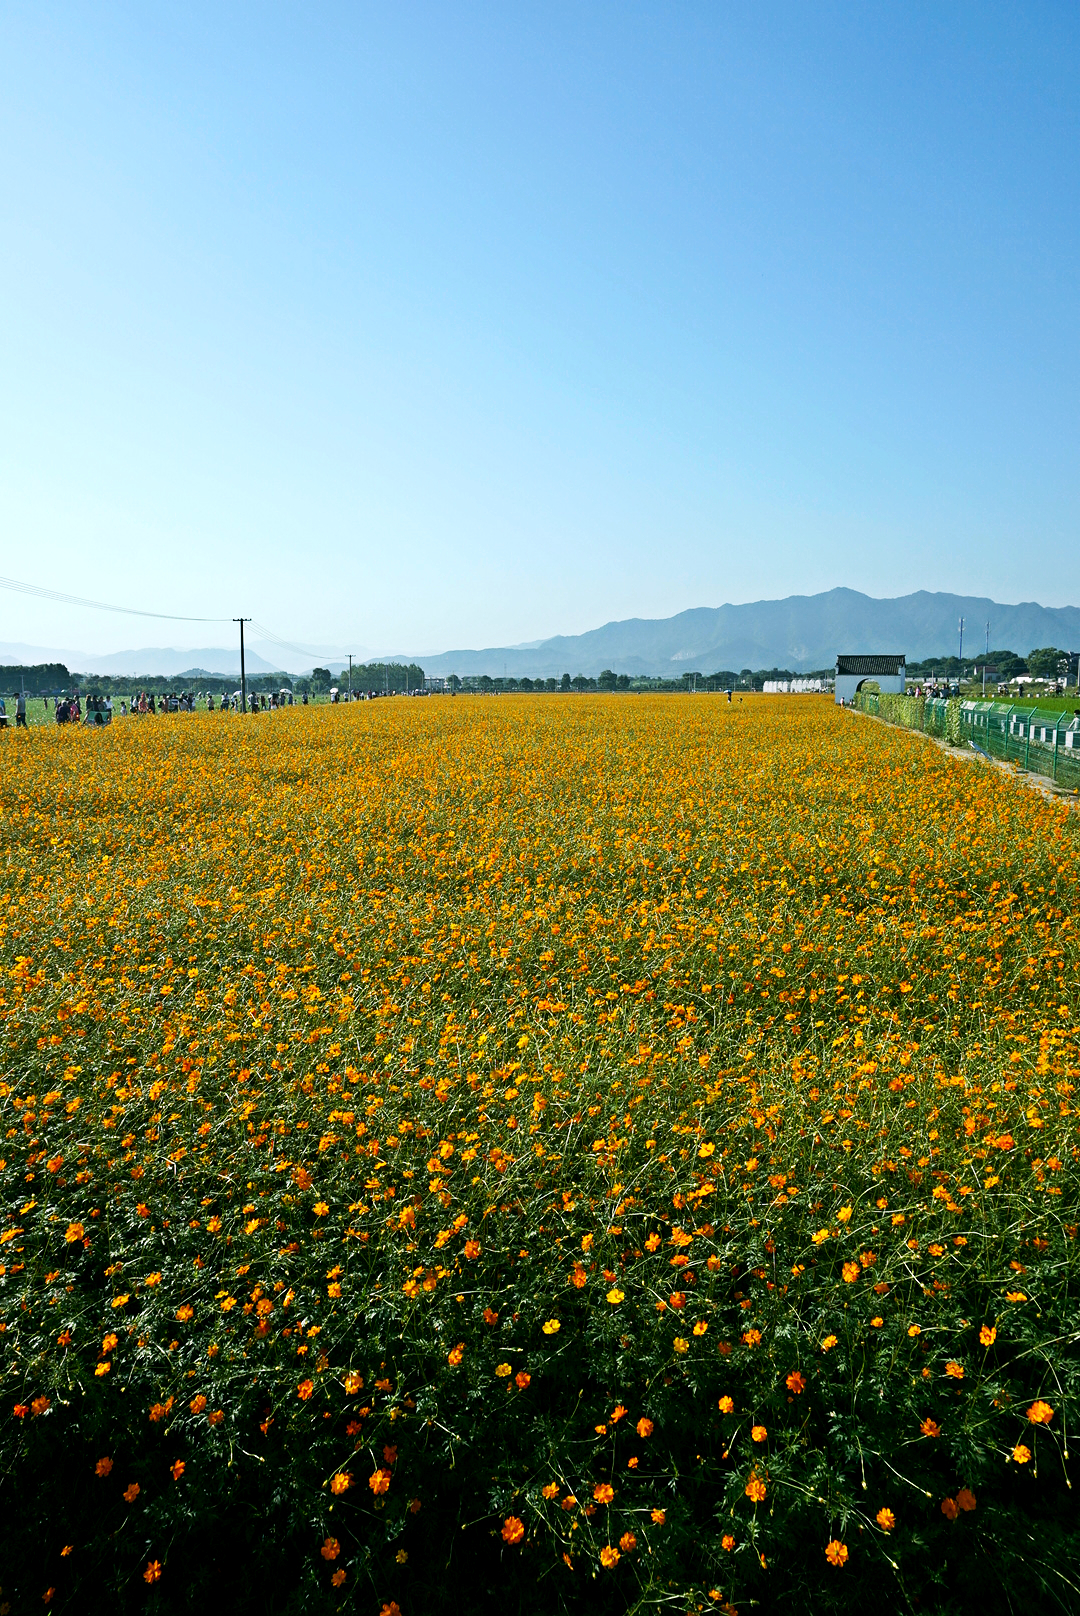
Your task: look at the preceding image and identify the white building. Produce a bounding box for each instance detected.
[763,678,829,694]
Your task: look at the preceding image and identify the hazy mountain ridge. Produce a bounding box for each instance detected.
[5,590,1079,683]
[415,590,1080,679]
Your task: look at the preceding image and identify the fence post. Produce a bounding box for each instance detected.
[1054,724,1059,781]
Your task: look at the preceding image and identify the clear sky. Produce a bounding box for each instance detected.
[1,2,1077,657]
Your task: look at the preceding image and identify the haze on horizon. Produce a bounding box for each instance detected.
[1,3,1077,659]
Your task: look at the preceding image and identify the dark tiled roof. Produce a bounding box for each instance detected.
[835,655,906,676]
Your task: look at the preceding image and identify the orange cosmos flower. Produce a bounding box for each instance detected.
[593,1483,614,1504]
[718,1395,735,1413]
[751,1425,767,1443]
[786,1371,805,1394]
[745,1475,766,1503]
[876,1508,895,1531]
[651,1509,666,1525]
[170,1460,186,1480]
[941,1497,959,1521]
[956,1488,976,1512]
[515,1371,531,1390]
[330,1472,352,1494]
[945,1362,964,1380]
[143,1560,163,1584]
[447,1343,464,1366]
[320,1537,340,1560]
[920,1418,941,1438]
[600,1545,620,1568]
[331,1570,345,1588]
[369,1469,391,1495]
[297,1379,314,1400]
[542,1482,559,1499]
[1012,1444,1032,1464]
[979,1325,997,1347]
[825,1540,848,1566]
[1027,1400,1054,1425]
[722,1534,735,1551]
[501,1516,525,1545]
[123,1483,140,1503]
[636,1417,653,1438]
[95,1457,113,1477]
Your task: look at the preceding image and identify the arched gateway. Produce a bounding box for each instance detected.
[834,654,906,705]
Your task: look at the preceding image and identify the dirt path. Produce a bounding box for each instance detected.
[854,708,1080,811]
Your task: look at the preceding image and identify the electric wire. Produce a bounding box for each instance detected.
[1,573,349,671]
[0,573,229,623]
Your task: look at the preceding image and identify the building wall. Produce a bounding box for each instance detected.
[835,673,906,705]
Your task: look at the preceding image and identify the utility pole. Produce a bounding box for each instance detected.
[983,621,989,697]
[958,616,964,669]
[348,655,353,699]
[234,618,250,713]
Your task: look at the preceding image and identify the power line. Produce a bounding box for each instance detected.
[248,620,323,659]
[1,572,337,671]
[0,573,229,623]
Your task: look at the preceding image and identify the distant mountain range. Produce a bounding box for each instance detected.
[4,590,1079,683]
[414,590,1080,679]
[0,641,368,679]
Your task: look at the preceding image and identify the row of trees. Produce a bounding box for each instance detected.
[439,669,829,693]
[309,663,425,694]
[1,663,428,699]
[0,663,71,693]
[907,647,1076,683]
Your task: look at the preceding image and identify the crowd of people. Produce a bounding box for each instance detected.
[2,685,408,729]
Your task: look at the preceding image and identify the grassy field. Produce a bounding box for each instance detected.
[1,697,1077,1615]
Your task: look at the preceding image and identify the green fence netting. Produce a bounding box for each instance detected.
[853,691,1080,791]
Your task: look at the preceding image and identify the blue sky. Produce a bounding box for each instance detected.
[1,3,1077,657]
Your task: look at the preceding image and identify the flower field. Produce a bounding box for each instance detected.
[1,696,1077,1614]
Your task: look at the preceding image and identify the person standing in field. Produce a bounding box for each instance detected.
[15,691,27,728]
